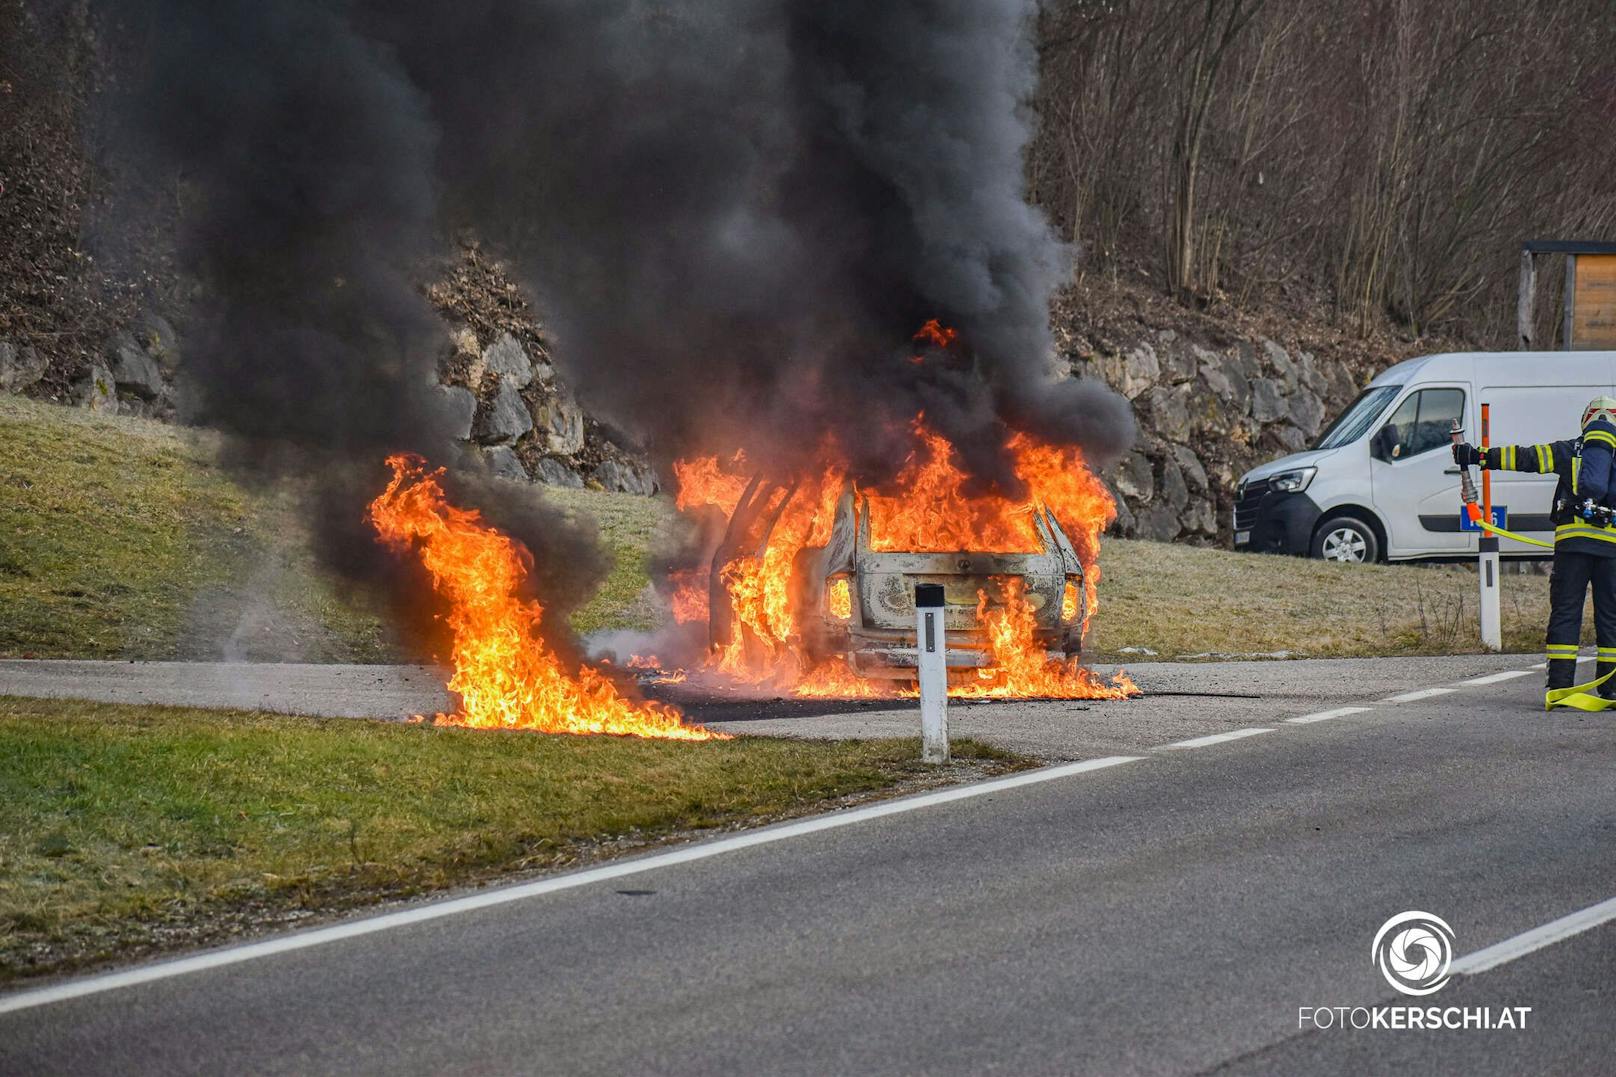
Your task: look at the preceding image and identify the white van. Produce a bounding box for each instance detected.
[1232,351,1616,562]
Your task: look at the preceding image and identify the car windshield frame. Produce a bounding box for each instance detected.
[1311,385,1402,450]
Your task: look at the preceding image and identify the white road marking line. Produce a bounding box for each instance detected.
[1530,663,1547,670]
[1159,728,1273,750]
[1285,706,1372,725]
[1457,670,1534,686]
[1380,687,1457,704]
[1452,895,1616,977]
[0,754,1143,1015]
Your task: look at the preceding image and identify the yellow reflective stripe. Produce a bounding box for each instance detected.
[1554,523,1616,545]
[1598,648,1616,657]
[1574,455,1582,489]
[1504,446,1517,469]
[1537,444,1552,472]
[1584,430,1616,449]
[1547,644,1580,655]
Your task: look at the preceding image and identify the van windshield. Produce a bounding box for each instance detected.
[1312,385,1401,449]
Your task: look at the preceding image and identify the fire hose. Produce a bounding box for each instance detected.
[1451,426,1616,709]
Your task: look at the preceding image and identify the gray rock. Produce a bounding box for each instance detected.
[76,363,117,414]
[1160,457,1190,512]
[1198,351,1251,405]
[1107,486,1136,536]
[484,444,530,482]
[1288,389,1326,438]
[1113,451,1155,502]
[138,312,179,366]
[1271,424,1309,453]
[535,456,585,489]
[1185,495,1218,536]
[1262,339,1294,379]
[1172,445,1209,492]
[109,332,165,400]
[482,332,533,388]
[1156,332,1199,383]
[1327,363,1360,407]
[434,385,477,440]
[1147,383,1194,441]
[539,387,585,456]
[1251,378,1289,423]
[1294,350,1328,396]
[1136,502,1182,542]
[593,458,659,496]
[1228,343,1263,389]
[472,380,533,444]
[1120,343,1161,399]
[1,341,47,393]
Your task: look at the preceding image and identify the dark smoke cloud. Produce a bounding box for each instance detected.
[102,0,608,647]
[364,0,1134,488]
[97,0,1131,643]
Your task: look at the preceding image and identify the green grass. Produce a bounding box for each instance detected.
[0,696,1017,981]
[547,485,671,634]
[0,395,390,660]
[0,394,1570,660]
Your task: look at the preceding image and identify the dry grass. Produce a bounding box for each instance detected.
[0,394,1570,662]
[1090,538,1558,659]
[0,696,1017,982]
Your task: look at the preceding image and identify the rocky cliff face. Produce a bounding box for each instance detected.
[1077,330,1366,542]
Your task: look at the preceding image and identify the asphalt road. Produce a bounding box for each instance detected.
[3,655,1615,1074]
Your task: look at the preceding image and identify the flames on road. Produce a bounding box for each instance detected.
[368,453,723,739]
[367,317,1137,740]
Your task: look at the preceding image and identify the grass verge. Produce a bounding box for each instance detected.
[0,393,1571,660]
[0,696,1020,983]
[0,394,390,661]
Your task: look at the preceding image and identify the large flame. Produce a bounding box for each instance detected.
[671,404,1136,700]
[369,454,723,740]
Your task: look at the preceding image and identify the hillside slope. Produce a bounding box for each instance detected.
[0,397,1558,662]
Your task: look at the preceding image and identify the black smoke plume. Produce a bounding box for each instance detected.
[98,0,1133,644]
[366,0,1134,488]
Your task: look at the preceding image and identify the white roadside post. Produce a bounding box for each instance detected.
[1479,402,1502,651]
[914,583,949,763]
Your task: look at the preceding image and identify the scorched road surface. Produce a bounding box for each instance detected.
[3,656,1614,1075]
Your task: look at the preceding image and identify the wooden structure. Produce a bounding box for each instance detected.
[1518,240,1616,350]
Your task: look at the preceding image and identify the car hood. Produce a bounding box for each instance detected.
[1238,447,1340,486]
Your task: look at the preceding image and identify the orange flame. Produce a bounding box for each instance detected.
[951,580,1136,700]
[670,361,1135,701]
[369,454,724,739]
[913,318,959,350]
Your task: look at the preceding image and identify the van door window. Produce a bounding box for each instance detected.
[1380,388,1464,460]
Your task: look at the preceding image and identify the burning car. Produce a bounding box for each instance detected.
[708,477,1087,686]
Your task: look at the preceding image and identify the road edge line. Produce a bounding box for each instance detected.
[1451,895,1616,977]
[0,754,1143,1015]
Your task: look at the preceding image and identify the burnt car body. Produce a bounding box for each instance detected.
[709,478,1087,682]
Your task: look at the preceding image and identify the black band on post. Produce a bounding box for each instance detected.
[914,583,945,608]
[1479,536,1499,553]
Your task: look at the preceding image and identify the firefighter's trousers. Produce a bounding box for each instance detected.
[1546,550,1616,693]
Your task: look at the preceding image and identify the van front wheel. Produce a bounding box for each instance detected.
[1311,517,1379,564]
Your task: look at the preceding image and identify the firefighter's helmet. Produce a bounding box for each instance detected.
[1584,396,1616,430]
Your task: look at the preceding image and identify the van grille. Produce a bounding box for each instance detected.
[1233,478,1271,530]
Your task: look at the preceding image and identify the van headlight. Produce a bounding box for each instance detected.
[1270,467,1316,493]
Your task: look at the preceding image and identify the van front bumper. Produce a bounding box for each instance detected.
[1231,490,1322,556]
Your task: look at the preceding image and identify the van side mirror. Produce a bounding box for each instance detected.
[1370,425,1395,463]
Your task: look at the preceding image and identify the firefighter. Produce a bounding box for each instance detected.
[1453,396,1616,704]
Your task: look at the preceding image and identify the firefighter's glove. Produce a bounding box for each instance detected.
[1452,442,1484,467]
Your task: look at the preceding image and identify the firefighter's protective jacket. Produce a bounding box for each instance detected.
[1481,416,1616,556]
